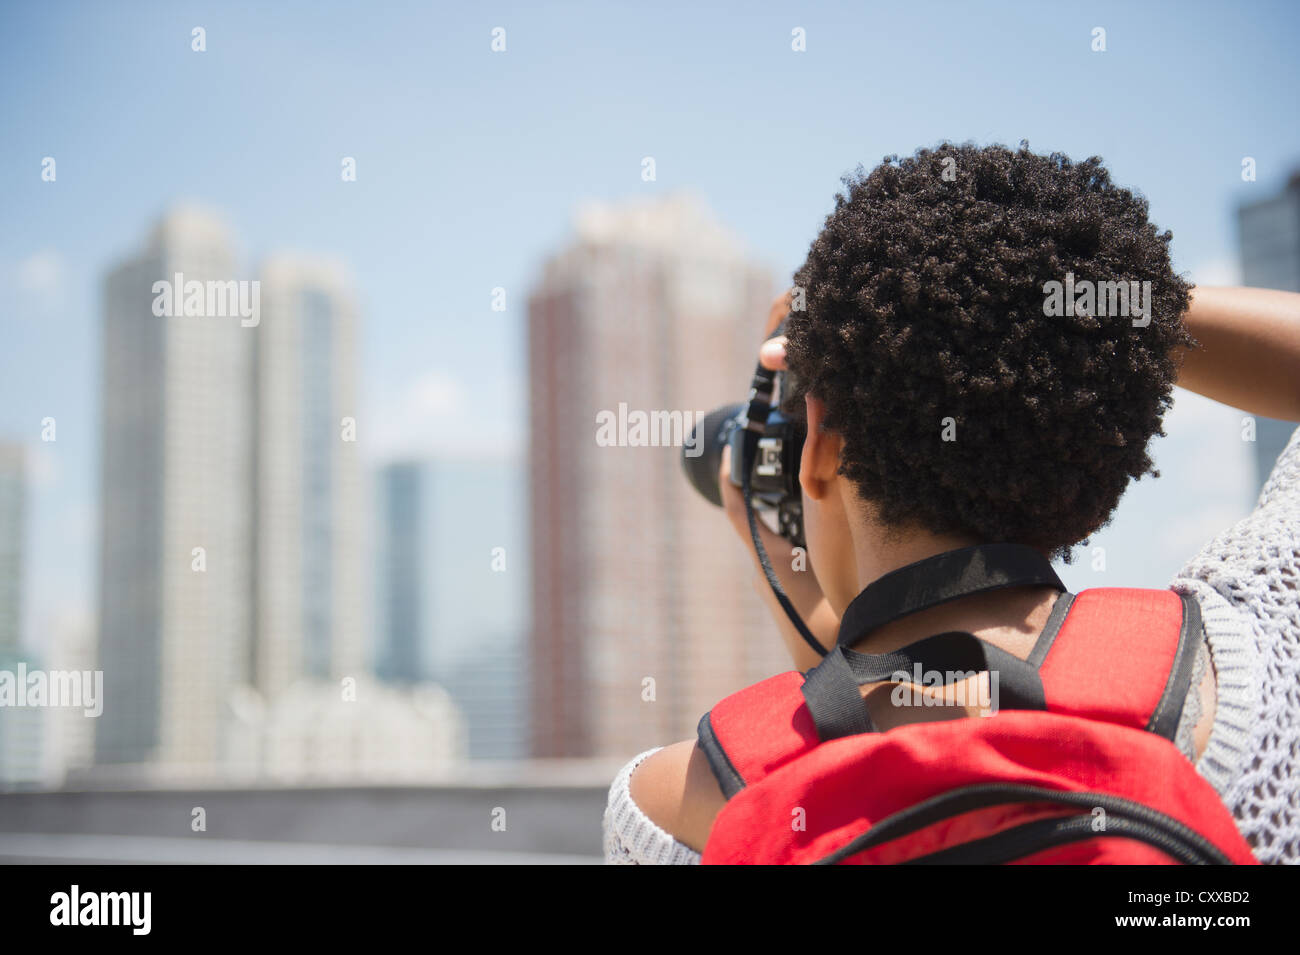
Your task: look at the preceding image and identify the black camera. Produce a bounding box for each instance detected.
[681,336,825,657]
[682,374,806,547]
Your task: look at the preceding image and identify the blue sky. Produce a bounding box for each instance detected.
[2,0,1299,649]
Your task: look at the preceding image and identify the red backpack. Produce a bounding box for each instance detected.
[697,545,1258,865]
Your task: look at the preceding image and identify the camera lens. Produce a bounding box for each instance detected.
[681,402,745,507]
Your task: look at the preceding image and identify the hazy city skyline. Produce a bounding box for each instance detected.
[3,4,1300,778]
[6,2,1300,656]
[3,2,1298,882]
[2,176,1297,778]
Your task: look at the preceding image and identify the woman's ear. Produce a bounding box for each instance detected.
[800,393,843,501]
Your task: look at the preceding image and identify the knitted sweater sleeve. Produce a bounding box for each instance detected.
[602,748,702,865]
[1170,423,1300,864]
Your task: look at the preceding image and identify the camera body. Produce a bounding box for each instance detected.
[682,389,806,548]
[680,341,825,655]
[728,404,805,547]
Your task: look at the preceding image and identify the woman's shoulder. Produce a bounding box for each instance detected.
[602,741,722,864]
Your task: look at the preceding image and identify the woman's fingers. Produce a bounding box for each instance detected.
[758,291,793,369]
[759,335,788,371]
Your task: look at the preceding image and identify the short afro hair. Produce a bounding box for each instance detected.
[783,141,1193,559]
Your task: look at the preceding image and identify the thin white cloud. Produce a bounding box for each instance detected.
[365,370,521,461]
[1186,258,1241,287]
[26,444,60,489]
[14,250,66,298]
[408,371,465,418]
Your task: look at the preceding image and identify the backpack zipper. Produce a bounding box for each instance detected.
[901,812,1220,865]
[814,784,1232,865]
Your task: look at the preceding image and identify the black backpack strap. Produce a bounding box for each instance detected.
[800,649,880,739]
[801,542,1062,743]
[696,710,746,799]
[801,633,1048,742]
[1146,592,1204,741]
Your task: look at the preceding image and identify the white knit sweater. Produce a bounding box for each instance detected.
[603,425,1300,865]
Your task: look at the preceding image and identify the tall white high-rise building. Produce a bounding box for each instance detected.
[96,207,255,768]
[253,256,365,696]
[93,210,429,781]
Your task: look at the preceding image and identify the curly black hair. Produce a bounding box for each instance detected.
[783,142,1193,559]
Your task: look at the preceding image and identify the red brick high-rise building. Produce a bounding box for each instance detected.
[528,194,792,757]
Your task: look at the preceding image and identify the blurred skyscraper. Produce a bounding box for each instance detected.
[254,256,365,696]
[1238,171,1300,493]
[95,209,255,767]
[0,441,44,787]
[375,456,527,759]
[376,461,427,684]
[0,442,22,654]
[49,608,96,783]
[526,194,790,758]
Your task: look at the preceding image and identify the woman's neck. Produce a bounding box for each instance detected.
[846,523,1061,658]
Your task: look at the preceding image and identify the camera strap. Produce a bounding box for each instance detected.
[739,422,828,658]
[835,543,1066,648]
